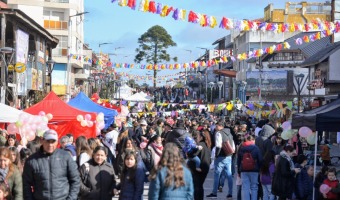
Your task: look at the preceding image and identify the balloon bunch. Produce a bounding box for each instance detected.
[280,121,295,140]
[96,113,105,135]
[298,126,315,145]
[7,111,52,142]
[77,114,94,128]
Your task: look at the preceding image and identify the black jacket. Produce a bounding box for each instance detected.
[79,159,116,200]
[23,147,80,200]
[165,127,189,150]
[272,155,296,199]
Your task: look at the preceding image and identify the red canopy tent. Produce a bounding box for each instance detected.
[25,91,97,139]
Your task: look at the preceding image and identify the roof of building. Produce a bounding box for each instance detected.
[0,8,59,48]
[299,41,340,67]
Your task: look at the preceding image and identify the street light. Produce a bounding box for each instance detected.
[46,58,55,92]
[66,11,89,102]
[217,81,223,100]
[294,73,306,113]
[209,82,215,103]
[99,42,112,48]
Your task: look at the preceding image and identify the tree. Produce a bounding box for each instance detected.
[135,25,177,88]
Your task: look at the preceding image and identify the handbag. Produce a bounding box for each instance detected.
[221,130,235,155]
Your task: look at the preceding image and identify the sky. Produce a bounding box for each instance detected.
[84,0,307,85]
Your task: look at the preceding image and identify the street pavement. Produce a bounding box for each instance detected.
[112,145,340,200]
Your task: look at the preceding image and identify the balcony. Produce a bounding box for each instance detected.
[44,20,68,30]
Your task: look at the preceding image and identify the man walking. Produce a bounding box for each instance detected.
[23,129,80,200]
[207,122,234,199]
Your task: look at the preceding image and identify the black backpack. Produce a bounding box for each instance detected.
[140,147,154,172]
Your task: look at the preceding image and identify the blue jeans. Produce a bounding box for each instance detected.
[241,172,259,200]
[212,156,233,195]
[262,184,275,200]
[189,156,201,168]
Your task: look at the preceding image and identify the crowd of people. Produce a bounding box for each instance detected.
[0,110,339,200]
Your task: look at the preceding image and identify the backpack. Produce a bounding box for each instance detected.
[241,150,256,171]
[140,147,154,172]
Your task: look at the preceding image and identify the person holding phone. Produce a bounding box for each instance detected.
[272,145,300,200]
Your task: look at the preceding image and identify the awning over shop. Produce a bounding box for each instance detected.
[213,69,237,77]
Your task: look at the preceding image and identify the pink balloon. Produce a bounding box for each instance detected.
[98,123,105,130]
[7,123,18,135]
[282,121,292,130]
[299,126,313,138]
[320,184,331,194]
[87,121,94,127]
[96,128,101,136]
[39,111,46,116]
[85,114,92,121]
[26,131,36,142]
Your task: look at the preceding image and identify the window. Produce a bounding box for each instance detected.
[53,35,68,56]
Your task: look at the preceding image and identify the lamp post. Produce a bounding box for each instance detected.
[46,58,55,92]
[294,73,305,113]
[66,11,88,102]
[217,81,223,101]
[209,82,215,103]
[99,42,112,49]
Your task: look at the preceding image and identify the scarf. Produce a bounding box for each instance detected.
[280,151,295,170]
[0,167,8,181]
[151,143,163,157]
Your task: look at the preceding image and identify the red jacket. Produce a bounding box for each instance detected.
[323,179,339,199]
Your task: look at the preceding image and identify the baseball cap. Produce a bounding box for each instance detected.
[43,130,58,141]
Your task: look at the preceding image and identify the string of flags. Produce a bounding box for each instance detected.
[72,30,333,70]
[111,0,340,33]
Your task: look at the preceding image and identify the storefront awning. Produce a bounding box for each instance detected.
[213,69,237,77]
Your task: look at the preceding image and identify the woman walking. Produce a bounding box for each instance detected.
[272,145,301,200]
[188,130,211,200]
[79,146,116,200]
[148,142,193,199]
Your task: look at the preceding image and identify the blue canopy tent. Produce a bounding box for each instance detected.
[68,92,118,129]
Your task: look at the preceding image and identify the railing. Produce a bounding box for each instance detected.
[44,20,68,30]
[45,0,69,3]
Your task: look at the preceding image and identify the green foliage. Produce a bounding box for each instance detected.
[134,25,177,87]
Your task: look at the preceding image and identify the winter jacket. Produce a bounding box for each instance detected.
[272,155,296,199]
[79,159,116,200]
[294,164,313,200]
[165,127,189,150]
[237,142,262,173]
[7,166,23,200]
[323,179,339,199]
[187,141,211,174]
[148,165,194,200]
[117,158,145,200]
[23,148,80,200]
[255,125,275,156]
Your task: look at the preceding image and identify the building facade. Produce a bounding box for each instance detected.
[6,0,88,98]
[0,6,58,108]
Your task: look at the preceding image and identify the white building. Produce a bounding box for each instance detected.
[7,0,88,97]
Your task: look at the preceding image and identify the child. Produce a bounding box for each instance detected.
[322,168,339,199]
[0,181,10,200]
[260,150,276,200]
[116,150,145,199]
[183,136,202,172]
